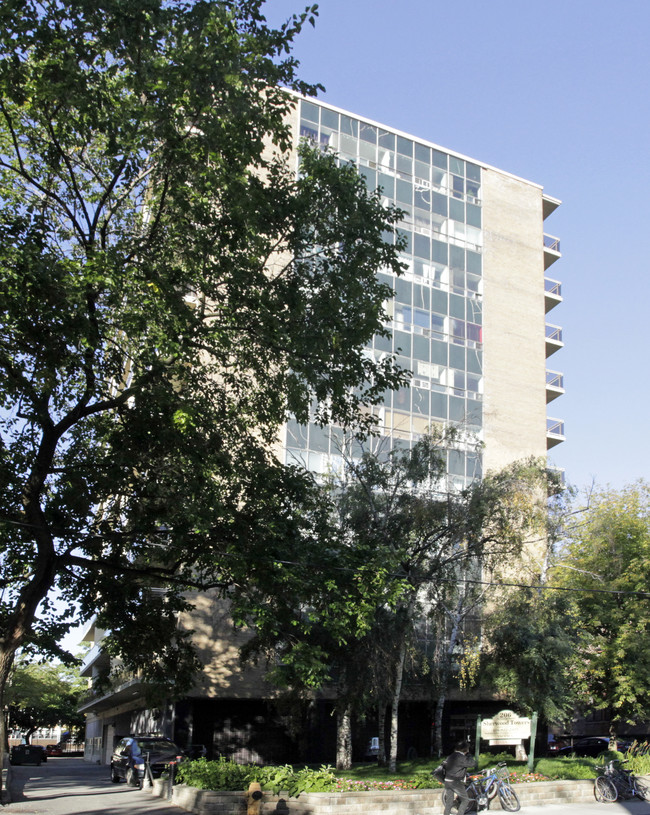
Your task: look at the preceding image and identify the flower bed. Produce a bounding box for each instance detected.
[334,777,436,791]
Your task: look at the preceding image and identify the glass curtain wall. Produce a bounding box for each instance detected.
[285,99,484,490]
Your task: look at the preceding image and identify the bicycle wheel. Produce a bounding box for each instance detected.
[633,779,650,801]
[594,776,618,803]
[497,784,521,812]
[467,783,480,812]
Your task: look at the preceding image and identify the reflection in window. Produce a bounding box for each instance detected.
[300,123,318,142]
[431,314,446,336]
[451,319,466,340]
[294,100,484,464]
[452,175,464,198]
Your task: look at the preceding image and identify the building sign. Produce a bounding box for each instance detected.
[481,710,531,744]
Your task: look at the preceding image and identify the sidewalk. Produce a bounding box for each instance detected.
[523,799,650,815]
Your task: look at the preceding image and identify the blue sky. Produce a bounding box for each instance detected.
[264,0,650,492]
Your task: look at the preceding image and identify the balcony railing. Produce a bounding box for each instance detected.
[547,417,565,449]
[78,667,141,705]
[544,277,562,297]
[544,234,561,253]
[545,324,563,343]
[546,370,564,389]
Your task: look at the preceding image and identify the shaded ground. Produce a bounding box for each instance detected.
[4,756,184,815]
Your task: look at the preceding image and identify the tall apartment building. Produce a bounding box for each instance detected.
[79,97,563,766]
[284,97,563,481]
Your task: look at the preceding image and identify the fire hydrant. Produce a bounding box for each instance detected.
[246,781,263,815]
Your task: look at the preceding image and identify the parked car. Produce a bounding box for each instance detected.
[45,743,63,756]
[110,736,185,787]
[556,737,630,757]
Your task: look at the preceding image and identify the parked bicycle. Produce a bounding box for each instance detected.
[594,759,650,803]
[442,762,520,812]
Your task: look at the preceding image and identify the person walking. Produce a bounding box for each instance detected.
[442,740,477,815]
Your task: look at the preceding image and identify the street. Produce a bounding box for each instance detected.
[4,756,184,814]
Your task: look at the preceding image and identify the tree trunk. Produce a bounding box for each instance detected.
[377,703,387,766]
[434,690,446,757]
[336,705,352,770]
[434,598,464,757]
[0,647,16,766]
[388,637,407,772]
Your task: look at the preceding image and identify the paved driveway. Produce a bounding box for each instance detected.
[4,756,185,815]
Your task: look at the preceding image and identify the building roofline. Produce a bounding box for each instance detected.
[286,90,561,204]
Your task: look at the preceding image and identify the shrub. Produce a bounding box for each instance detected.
[175,759,339,796]
[176,757,254,791]
[625,742,650,776]
[253,765,338,796]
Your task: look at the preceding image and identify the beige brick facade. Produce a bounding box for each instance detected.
[481,171,549,473]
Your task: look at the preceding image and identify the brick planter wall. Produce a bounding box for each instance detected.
[149,778,599,815]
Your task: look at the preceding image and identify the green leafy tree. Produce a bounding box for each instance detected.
[482,588,579,725]
[6,660,85,747]
[552,481,650,738]
[0,0,408,753]
[235,436,554,769]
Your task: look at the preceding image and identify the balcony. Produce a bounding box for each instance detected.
[547,417,565,449]
[544,277,562,313]
[78,668,147,714]
[80,643,110,677]
[543,233,561,269]
[545,323,564,356]
[542,193,561,220]
[546,369,564,403]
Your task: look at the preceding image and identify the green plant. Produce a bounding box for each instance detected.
[175,759,339,797]
[254,765,338,795]
[625,742,650,775]
[176,758,254,791]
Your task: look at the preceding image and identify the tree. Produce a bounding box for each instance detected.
[0,0,408,752]
[481,488,580,729]
[234,435,555,769]
[482,588,579,725]
[5,659,85,747]
[552,481,650,738]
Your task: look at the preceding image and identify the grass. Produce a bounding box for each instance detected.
[338,751,622,785]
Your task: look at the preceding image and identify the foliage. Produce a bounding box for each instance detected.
[176,757,253,791]
[238,439,553,690]
[333,775,436,790]
[6,659,85,740]
[234,438,555,770]
[552,482,650,732]
[175,758,339,795]
[176,753,628,793]
[624,742,650,775]
[255,764,339,795]
[482,588,579,723]
[0,0,407,732]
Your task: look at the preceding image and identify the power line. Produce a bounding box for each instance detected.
[2,515,649,599]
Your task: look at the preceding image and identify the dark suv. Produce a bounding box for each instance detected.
[110,736,184,787]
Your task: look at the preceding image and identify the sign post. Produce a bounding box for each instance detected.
[475,716,482,766]
[527,712,538,771]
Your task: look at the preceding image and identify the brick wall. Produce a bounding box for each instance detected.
[150,779,598,815]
